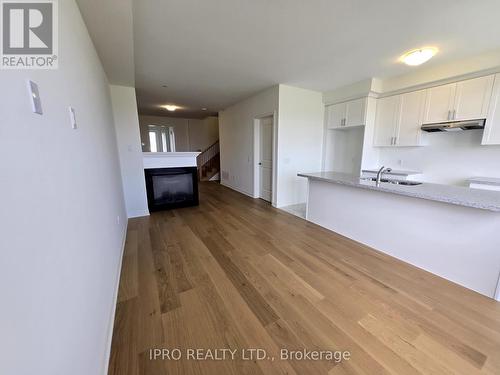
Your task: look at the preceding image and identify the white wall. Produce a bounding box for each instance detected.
[379,130,500,185]
[188,116,219,152]
[219,86,279,196]
[139,115,219,152]
[110,86,149,217]
[276,85,324,207]
[0,1,127,375]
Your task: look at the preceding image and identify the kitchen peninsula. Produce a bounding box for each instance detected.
[299,171,500,300]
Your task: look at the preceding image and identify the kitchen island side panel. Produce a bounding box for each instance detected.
[306,179,500,299]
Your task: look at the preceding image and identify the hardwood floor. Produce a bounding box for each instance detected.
[108,182,500,375]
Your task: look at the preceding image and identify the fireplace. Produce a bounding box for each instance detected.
[144,167,199,211]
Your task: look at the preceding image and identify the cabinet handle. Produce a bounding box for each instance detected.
[394,136,397,145]
[452,110,456,120]
[390,137,394,145]
[447,110,451,120]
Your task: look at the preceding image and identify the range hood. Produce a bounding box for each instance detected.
[421,119,486,132]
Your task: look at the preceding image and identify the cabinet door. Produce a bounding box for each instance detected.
[345,98,366,127]
[424,83,456,123]
[374,95,400,147]
[454,75,494,121]
[396,90,426,146]
[482,74,500,145]
[326,103,346,129]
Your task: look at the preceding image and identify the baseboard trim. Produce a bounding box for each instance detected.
[220,181,254,198]
[102,221,128,375]
[127,209,150,218]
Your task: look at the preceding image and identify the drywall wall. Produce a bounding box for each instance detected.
[276,85,324,207]
[139,115,219,152]
[110,85,149,218]
[219,86,279,197]
[189,116,219,151]
[378,130,500,185]
[0,1,127,375]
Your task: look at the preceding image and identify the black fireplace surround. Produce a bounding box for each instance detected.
[144,167,199,211]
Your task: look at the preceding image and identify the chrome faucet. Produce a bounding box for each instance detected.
[376,166,392,187]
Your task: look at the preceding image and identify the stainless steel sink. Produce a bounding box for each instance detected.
[362,177,422,186]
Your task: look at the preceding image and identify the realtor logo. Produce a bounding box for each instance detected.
[1,0,58,69]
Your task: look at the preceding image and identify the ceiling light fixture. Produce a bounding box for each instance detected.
[400,47,438,66]
[201,108,207,111]
[163,104,179,112]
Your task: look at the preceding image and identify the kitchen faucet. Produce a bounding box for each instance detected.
[376,166,392,187]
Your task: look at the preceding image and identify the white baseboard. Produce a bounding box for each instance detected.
[127,209,150,218]
[102,221,128,375]
[220,181,255,198]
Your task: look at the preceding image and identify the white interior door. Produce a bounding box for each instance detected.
[259,117,273,202]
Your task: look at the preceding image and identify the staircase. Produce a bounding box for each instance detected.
[196,140,220,181]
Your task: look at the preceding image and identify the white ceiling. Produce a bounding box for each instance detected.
[80,0,500,118]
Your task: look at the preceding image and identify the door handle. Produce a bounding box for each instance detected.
[258,162,262,165]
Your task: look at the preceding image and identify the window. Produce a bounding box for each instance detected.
[149,131,158,152]
[147,125,175,152]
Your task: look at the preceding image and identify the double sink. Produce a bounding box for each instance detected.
[362,177,423,186]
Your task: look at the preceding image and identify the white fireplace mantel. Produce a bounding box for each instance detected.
[142,152,201,169]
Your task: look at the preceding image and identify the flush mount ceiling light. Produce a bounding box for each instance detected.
[201,107,207,111]
[163,104,179,111]
[400,47,438,66]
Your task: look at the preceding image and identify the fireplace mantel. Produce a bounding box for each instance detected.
[143,152,201,169]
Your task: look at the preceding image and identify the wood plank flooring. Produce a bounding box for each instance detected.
[108,182,500,375]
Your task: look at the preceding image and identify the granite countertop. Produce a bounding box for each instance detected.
[298,171,500,212]
[468,177,500,186]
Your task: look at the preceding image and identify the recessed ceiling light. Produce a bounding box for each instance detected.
[201,108,207,111]
[400,47,438,66]
[163,104,179,112]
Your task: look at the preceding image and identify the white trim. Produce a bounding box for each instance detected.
[221,181,255,198]
[378,68,500,99]
[102,220,128,375]
[127,209,150,218]
[142,152,200,158]
[253,111,278,206]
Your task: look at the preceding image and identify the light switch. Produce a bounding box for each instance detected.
[69,106,77,129]
[27,80,42,114]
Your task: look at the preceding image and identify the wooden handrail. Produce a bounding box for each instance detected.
[196,140,220,180]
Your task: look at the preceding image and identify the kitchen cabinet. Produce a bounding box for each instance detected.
[397,90,427,146]
[454,75,494,120]
[373,95,399,146]
[424,75,494,124]
[326,98,366,129]
[373,90,426,147]
[424,83,456,123]
[482,74,500,145]
[326,103,346,129]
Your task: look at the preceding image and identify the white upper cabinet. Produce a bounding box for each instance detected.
[424,75,494,123]
[397,90,427,146]
[424,83,456,123]
[326,103,346,129]
[345,98,366,127]
[374,95,400,146]
[482,74,500,145]
[326,98,367,129]
[454,75,494,121]
[374,90,426,147]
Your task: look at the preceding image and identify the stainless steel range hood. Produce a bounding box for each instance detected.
[421,119,486,132]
